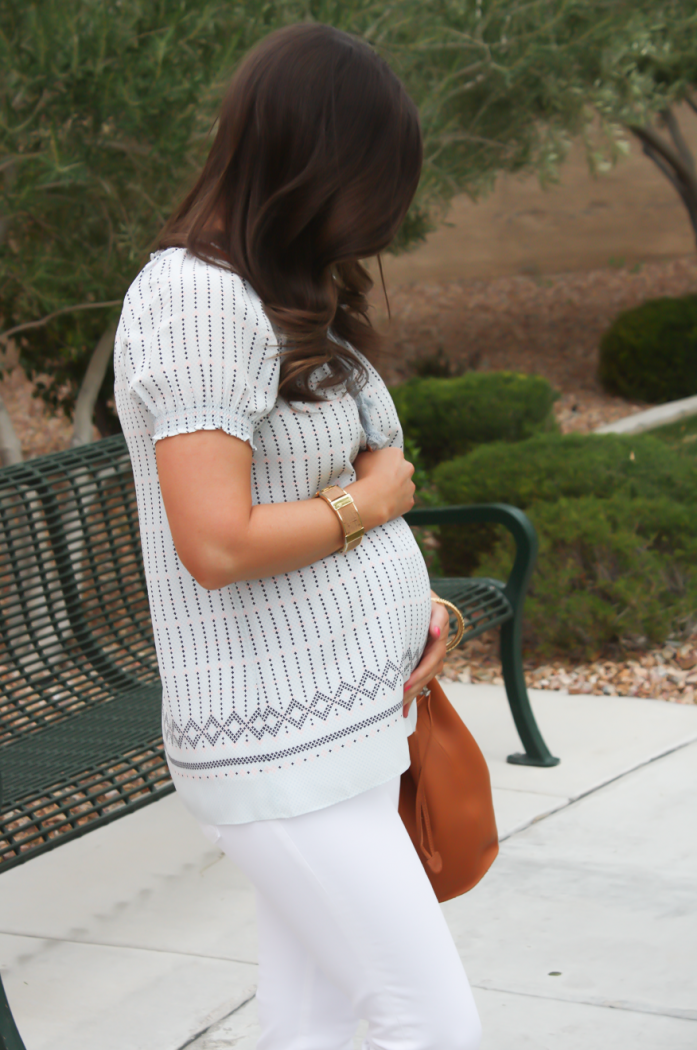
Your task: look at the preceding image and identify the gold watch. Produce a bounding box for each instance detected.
[316,485,365,553]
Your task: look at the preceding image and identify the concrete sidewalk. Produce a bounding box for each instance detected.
[2,685,696,1049]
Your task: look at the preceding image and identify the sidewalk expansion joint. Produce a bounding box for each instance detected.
[176,991,257,1050]
[0,928,257,968]
[471,982,697,1022]
[499,734,697,842]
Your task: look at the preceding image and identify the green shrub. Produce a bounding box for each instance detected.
[476,496,697,656]
[598,295,697,403]
[431,433,697,653]
[391,372,558,468]
[434,432,697,510]
[649,412,697,455]
[409,346,465,379]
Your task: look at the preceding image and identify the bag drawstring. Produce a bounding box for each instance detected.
[414,691,443,874]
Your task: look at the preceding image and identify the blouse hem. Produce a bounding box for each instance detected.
[166,713,412,826]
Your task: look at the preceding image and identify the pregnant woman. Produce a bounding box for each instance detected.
[115,23,481,1050]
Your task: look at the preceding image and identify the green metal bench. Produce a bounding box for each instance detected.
[0,437,556,1048]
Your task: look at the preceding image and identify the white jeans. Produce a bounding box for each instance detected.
[205,777,482,1050]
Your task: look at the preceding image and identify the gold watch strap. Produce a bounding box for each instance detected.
[316,485,365,553]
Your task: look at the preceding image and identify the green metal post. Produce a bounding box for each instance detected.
[0,975,26,1050]
[406,503,559,766]
[0,766,26,1050]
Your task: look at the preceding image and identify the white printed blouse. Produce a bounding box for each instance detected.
[114,247,431,825]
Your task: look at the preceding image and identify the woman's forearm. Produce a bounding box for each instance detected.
[192,494,345,589]
[157,431,414,589]
[191,474,398,588]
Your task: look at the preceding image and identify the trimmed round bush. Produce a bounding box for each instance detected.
[433,432,697,510]
[598,295,697,403]
[390,372,558,468]
[431,433,697,652]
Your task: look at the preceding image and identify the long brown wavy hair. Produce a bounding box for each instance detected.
[158,23,422,400]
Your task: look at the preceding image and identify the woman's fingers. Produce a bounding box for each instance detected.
[350,448,415,527]
[402,602,450,715]
[403,637,446,701]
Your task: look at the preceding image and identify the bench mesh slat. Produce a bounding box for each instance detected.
[0,437,159,746]
[0,742,172,869]
[0,436,170,871]
[1,683,163,802]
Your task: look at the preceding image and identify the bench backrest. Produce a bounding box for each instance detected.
[0,436,158,750]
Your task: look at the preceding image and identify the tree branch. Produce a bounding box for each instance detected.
[0,390,23,465]
[641,143,697,240]
[71,323,118,447]
[684,89,697,118]
[629,123,697,199]
[639,142,687,199]
[630,123,697,244]
[0,300,121,345]
[660,107,696,179]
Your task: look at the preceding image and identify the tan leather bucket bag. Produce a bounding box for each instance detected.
[399,677,499,902]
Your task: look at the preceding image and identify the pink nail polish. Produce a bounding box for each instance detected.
[433,626,441,637]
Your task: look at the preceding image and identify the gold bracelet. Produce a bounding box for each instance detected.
[316,485,365,553]
[431,596,466,652]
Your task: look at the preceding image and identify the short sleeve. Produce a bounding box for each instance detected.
[352,352,403,451]
[124,249,280,449]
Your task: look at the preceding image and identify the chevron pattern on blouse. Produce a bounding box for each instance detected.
[164,651,415,750]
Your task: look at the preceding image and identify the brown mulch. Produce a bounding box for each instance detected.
[0,358,73,459]
[6,255,697,457]
[376,253,697,400]
[553,389,645,434]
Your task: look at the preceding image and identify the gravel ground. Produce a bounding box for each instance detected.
[442,632,697,705]
[3,257,696,702]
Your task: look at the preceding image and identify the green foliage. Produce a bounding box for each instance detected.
[385,0,697,224]
[3,0,697,425]
[650,412,697,454]
[481,495,697,655]
[391,372,558,469]
[598,295,697,403]
[0,0,268,426]
[434,432,697,508]
[432,432,697,654]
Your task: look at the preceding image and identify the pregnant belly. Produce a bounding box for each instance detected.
[363,517,432,674]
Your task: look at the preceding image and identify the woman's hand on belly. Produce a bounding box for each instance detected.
[350,447,415,530]
[402,597,449,716]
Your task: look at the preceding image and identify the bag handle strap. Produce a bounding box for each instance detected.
[414,687,443,874]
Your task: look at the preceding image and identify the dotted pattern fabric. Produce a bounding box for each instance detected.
[114,248,431,824]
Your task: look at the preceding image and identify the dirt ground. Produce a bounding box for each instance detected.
[373,256,697,432]
[377,106,697,286]
[369,107,697,422]
[6,255,697,457]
